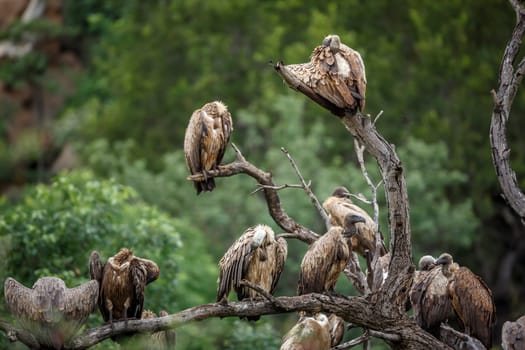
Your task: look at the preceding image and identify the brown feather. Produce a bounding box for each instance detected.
[280,34,366,113]
[409,265,453,335]
[217,225,288,321]
[327,314,345,347]
[184,101,233,194]
[502,315,525,350]
[4,276,98,349]
[323,187,385,258]
[448,267,496,349]
[96,248,160,323]
[297,226,349,295]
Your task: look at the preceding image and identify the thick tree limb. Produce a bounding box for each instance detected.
[275,61,413,317]
[187,143,319,243]
[490,0,525,222]
[0,320,40,349]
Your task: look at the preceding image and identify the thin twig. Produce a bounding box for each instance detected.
[372,110,384,126]
[239,280,277,304]
[368,329,401,341]
[333,331,370,349]
[251,182,310,195]
[281,147,331,230]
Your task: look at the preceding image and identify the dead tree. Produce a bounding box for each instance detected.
[2,1,525,349]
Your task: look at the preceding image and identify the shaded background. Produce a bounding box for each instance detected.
[0,0,523,348]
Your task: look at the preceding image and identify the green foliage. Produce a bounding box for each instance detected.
[223,320,281,350]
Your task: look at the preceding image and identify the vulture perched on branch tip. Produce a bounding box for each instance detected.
[275,34,366,115]
[184,101,233,194]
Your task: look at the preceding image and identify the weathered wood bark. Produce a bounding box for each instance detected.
[490,0,525,223]
[1,294,451,350]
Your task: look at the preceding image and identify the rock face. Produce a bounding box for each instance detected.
[0,0,81,193]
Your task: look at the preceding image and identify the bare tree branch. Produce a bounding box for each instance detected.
[281,147,331,230]
[0,320,40,349]
[344,252,370,296]
[187,143,319,244]
[0,293,452,350]
[490,0,525,222]
[333,331,370,349]
[275,61,413,317]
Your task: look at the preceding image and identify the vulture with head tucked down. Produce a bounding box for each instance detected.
[502,315,525,350]
[323,186,386,258]
[435,253,496,349]
[297,217,365,296]
[184,101,233,194]
[276,34,366,114]
[4,276,99,349]
[327,314,345,347]
[280,313,332,350]
[89,248,160,326]
[216,224,287,320]
[409,255,453,336]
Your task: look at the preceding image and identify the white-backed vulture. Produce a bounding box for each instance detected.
[139,309,177,349]
[502,315,525,350]
[409,255,453,336]
[184,101,233,194]
[323,186,386,258]
[279,34,366,113]
[89,248,160,325]
[435,253,496,349]
[216,225,287,320]
[297,217,364,295]
[280,313,331,350]
[4,276,99,349]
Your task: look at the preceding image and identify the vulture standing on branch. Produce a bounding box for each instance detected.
[323,186,386,258]
[4,276,99,349]
[297,218,364,295]
[275,34,366,114]
[409,255,453,336]
[502,315,525,350]
[435,253,496,349]
[216,224,287,320]
[89,248,160,326]
[139,310,177,349]
[184,100,233,194]
[280,313,332,350]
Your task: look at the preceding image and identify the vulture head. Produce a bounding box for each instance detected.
[343,213,367,237]
[322,34,341,54]
[331,186,351,199]
[418,255,436,271]
[435,253,456,277]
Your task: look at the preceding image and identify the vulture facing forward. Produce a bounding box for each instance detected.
[280,313,332,350]
[184,101,233,194]
[217,225,287,321]
[276,34,366,114]
[4,276,99,349]
[435,253,496,349]
[89,248,160,325]
[502,315,525,350]
[409,255,453,336]
[323,186,386,258]
[297,217,365,296]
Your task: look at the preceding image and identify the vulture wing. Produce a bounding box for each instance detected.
[89,250,104,283]
[217,229,255,302]
[269,237,288,294]
[449,267,496,349]
[298,227,349,295]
